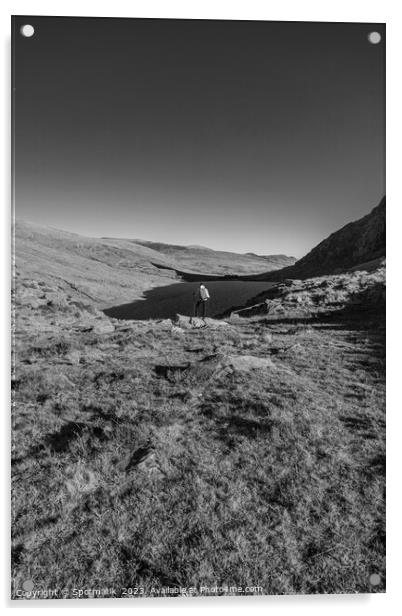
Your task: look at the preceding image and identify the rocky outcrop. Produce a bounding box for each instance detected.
[174,314,231,330]
[261,197,385,281]
[230,263,386,319]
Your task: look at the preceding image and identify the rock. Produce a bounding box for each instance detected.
[23,280,40,289]
[157,319,173,329]
[284,279,300,286]
[175,315,197,329]
[154,362,191,379]
[18,295,41,309]
[71,322,95,332]
[265,300,285,315]
[82,349,105,362]
[122,444,155,472]
[57,374,76,388]
[93,322,115,335]
[65,350,81,365]
[174,314,230,329]
[205,318,231,328]
[282,343,303,355]
[97,343,119,351]
[261,332,273,343]
[70,300,98,315]
[114,322,136,332]
[219,354,276,372]
[171,326,185,337]
[184,345,204,353]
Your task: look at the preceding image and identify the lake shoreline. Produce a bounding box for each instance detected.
[104,280,280,321]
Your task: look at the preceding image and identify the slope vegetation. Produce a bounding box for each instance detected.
[258,198,385,281]
[12,270,385,596]
[14,220,295,306]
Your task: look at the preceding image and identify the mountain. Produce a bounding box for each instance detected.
[109,238,296,274]
[260,197,385,281]
[14,220,295,306]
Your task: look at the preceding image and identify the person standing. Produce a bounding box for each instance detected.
[190,283,210,324]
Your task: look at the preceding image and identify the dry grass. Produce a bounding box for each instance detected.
[11,275,385,598]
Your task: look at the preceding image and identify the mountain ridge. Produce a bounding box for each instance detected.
[14,219,295,306]
[257,197,385,281]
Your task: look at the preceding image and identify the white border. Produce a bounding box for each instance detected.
[2,1,400,615]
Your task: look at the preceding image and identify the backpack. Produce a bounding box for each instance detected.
[200,286,210,300]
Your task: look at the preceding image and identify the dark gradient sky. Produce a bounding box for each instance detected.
[13,17,385,257]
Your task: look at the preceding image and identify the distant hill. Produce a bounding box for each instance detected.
[14,220,178,306]
[110,238,296,275]
[259,197,385,281]
[14,221,295,306]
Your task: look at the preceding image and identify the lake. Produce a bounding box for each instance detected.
[104,280,276,320]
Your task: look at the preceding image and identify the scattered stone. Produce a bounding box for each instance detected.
[157,319,173,329]
[65,350,81,365]
[154,362,191,380]
[81,349,105,362]
[114,322,136,332]
[282,343,304,355]
[219,354,276,372]
[261,332,273,343]
[184,345,204,353]
[137,452,161,475]
[93,322,115,335]
[57,374,76,388]
[71,323,94,332]
[174,314,230,329]
[18,296,42,309]
[123,443,154,472]
[265,300,285,314]
[175,315,199,329]
[97,343,119,351]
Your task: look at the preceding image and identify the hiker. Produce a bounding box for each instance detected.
[190,283,210,324]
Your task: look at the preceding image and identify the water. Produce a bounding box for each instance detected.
[104,280,276,320]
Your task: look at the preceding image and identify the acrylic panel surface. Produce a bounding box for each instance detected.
[11,16,385,599]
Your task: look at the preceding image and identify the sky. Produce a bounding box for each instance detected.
[13,17,385,258]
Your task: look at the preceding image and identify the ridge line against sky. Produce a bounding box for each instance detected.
[16,217,296,258]
[13,17,385,258]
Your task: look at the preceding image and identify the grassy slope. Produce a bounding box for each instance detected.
[12,270,385,597]
[125,239,296,275]
[15,220,179,307]
[242,198,386,282]
[222,263,386,319]
[15,221,295,309]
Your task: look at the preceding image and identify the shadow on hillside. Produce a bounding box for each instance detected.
[104,280,277,320]
[151,262,279,282]
[104,282,197,320]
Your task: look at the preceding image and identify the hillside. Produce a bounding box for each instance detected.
[126,239,296,275]
[11,207,385,596]
[14,221,295,307]
[257,197,385,281]
[12,265,385,596]
[222,262,385,319]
